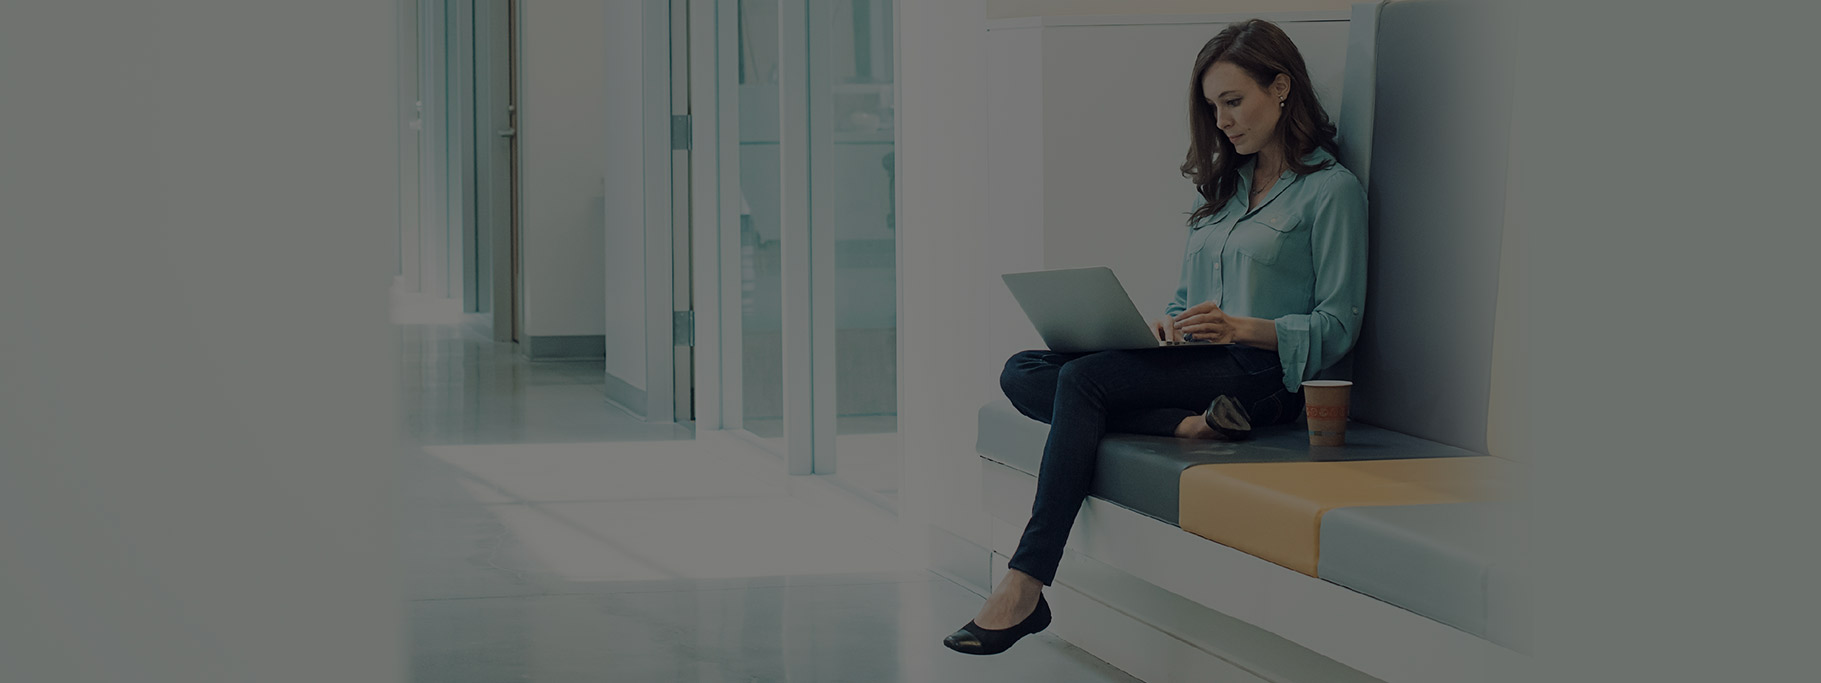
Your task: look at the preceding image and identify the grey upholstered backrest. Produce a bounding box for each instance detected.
[1334,2,1381,191]
[1337,0,1512,455]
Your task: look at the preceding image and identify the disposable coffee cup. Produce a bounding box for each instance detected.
[1301,380,1353,446]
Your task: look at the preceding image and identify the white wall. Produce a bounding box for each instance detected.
[897,0,997,552]
[0,3,401,681]
[521,2,609,340]
[601,2,648,390]
[983,24,1051,368]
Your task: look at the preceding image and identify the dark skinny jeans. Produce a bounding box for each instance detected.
[999,345,1302,585]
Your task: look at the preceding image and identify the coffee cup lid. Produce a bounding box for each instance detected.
[1301,380,1354,388]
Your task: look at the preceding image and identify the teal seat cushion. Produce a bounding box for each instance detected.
[975,399,1478,526]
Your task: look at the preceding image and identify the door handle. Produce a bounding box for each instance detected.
[497,128,516,138]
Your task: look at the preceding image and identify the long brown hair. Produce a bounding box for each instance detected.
[1181,19,1338,227]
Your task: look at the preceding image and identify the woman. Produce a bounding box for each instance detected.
[943,18,1368,655]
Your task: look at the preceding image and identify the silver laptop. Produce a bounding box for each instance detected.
[1001,267,1230,353]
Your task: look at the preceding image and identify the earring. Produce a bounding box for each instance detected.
[1279,99,1286,108]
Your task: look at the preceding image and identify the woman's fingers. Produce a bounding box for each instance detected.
[1174,312,1227,329]
[1173,303,1235,341]
[1153,320,1184,342]
[1179,318,1234,337]
[1154,320,1178,342]
[1173,302,1226,326]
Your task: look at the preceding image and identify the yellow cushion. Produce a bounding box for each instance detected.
[1177,457,1510,576]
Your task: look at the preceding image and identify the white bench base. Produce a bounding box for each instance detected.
[982,458,1530,683]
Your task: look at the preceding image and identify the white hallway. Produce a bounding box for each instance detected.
[4,2,1815,682]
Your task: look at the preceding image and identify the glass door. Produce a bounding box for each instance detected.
[698,0,898,503]
[695,0,788,455]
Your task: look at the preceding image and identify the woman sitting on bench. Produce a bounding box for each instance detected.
[945,18,1369,655]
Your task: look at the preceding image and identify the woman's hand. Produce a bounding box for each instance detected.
[1151,318,1184,343]
[1173,302,1249,345]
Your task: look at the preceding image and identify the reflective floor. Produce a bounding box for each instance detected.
[394,297,1139,682]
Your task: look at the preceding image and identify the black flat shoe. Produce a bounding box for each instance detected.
[1203,395,1254,441]
[942,594,1052,655]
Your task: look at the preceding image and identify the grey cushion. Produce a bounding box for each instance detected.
[976,399,1480,526]
[1318,501,1529,652]
[1335,0,1382,191]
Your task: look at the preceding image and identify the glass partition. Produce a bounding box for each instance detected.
[737,0,787,447]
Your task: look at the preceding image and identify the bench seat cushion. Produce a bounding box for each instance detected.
[976,399,1479,526]
[1318,502,1529,651]
[1177,457,1514,576]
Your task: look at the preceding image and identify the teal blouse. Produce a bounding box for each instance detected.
[1165,147,1369,393]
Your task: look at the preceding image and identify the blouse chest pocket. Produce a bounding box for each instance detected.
[1231,211,1301,266]
[1186,207,1232,256]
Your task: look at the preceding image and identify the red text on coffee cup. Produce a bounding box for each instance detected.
[1306,405,1348,420]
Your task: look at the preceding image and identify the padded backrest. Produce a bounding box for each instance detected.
[1334,2,1381,190]
[1341,0,1512,455]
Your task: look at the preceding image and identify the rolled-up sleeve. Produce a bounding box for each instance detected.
[1273,172,1368,392]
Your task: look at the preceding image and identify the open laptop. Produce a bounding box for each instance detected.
[1001,267,1232,353]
